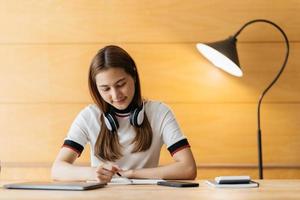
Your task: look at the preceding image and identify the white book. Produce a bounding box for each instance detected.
[205,180,259,188]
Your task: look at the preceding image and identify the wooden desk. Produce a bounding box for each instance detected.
[1,180,300,200]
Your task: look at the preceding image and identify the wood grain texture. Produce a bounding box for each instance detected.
[1,166,300,180]
[1,103,299,165]
[0,0,299,43]
[0,43,298,103]
[0,0,299,179]
[2,180,300,200]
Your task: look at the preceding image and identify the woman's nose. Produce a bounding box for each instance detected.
[111,88,121,100]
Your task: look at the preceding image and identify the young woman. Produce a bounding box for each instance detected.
[51,45,197,183]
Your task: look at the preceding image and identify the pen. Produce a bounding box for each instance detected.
[116,172,123,177]
[116,172,133,183]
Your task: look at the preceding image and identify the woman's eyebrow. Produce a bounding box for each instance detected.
[98,77,126,87]
[115,78,126,84]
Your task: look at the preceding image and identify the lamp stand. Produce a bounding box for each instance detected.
[233,19,290,179]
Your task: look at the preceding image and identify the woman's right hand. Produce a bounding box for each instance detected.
[94,163,120,183]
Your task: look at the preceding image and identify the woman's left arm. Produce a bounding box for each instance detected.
[122,148,197,180]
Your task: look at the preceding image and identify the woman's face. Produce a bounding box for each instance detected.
[95,67,135,110]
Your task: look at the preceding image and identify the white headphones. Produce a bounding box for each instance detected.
[104,102,145,132]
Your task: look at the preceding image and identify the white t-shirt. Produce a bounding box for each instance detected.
[63,100,190,170]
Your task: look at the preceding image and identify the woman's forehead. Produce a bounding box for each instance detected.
[95,68,129,85]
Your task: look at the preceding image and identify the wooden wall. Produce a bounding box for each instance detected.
[1,0,300,180]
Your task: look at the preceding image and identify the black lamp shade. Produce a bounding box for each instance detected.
[196,36,243,77]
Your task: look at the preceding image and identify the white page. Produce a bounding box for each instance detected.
[108,177,165,185]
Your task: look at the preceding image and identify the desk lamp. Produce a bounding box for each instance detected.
[196,19,289,179]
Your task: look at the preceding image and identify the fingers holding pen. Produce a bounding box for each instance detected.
[95,163,121,183]
[96,167,114,182]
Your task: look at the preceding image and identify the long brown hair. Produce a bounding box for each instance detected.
[88,45,153,161]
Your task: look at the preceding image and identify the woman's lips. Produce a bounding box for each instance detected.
[113,97,127,104]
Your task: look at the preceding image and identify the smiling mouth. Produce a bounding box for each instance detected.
[114,97,126,103]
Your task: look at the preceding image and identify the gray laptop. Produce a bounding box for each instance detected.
[4,181,106,191]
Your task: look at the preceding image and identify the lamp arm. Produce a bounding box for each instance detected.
[234,19,290,179]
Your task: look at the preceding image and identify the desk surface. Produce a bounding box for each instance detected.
[1,180,300,200]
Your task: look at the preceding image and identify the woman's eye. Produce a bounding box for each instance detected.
[117,82,126,87]
[101,87,110,92]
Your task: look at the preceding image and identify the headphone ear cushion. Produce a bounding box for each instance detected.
[130,103,145,127]
[104,112,119,132]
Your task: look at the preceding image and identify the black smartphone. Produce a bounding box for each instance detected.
[157,181,199,188]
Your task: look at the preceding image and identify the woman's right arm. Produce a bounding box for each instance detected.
[51,147,118,182]
[51,147,97,181]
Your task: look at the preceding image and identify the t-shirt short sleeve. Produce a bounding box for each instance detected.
[157,103,191,156]
[62,107,91,156]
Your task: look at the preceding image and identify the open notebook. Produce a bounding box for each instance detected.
[104,177,165,185]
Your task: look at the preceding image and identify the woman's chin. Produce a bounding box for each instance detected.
[113,102,129,110]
